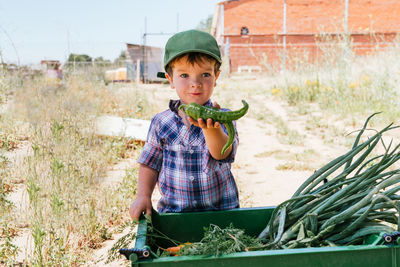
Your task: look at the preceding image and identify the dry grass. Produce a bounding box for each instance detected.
[266,36,400,127]
[0,70,152,265]
[1,36,400,265]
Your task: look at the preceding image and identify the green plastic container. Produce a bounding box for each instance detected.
[124,207,400,267]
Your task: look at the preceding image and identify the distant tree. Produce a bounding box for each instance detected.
[94,56,111,63]
[114,50,127,64]
[196,14,213,33]
[118,50,127,60]
[67,53,92,62]
[94,56,111,67]
[94,56,104,62]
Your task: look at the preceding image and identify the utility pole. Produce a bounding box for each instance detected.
[142,17,147,83]
[282,0,287,71]
[141,14,178,83]
[343,0,350,49]
[344,0,349,34]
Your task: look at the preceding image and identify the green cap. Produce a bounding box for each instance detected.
[157,29,222,78]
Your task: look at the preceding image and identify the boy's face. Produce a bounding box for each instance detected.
[165,55,220,105]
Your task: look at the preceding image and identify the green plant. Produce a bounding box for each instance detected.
[258,115,400,249]
[0,67,146,265]
[267,35,400,125]
[119,167,138,199]
[0,234,20,264]
[32,221,46,266]
[27,175,40,209]
[106,221,137,263]
[50,120,64,139]
[0,131,19,150]
[179,224,262,257]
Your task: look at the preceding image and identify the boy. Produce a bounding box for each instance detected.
[129,29,239,220]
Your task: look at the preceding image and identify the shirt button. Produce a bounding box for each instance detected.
[189,149,194,154]
[190,176,195,181]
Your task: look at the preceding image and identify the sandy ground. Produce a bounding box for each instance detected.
[4,79,356,266]
[92,80,353,266]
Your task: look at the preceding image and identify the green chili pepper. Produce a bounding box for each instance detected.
[179,100,249,155]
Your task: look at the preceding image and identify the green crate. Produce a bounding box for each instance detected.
[123,207,400,267]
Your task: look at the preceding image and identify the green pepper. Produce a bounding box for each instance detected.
[179,100,248,155]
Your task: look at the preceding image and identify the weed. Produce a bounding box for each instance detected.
[269,38,400,126]
[0,234,20,264]
[106,221,137,264]
[50,192,64,217]
[0,132,19,150]
[32,221,46,266]
[119,167,138,199]
[276,161,314,171]
[0,155,13,212]
[27,175,40,208]
[2,34,400,265]
[50,120,64,139]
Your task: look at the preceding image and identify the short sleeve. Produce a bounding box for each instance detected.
[137,116,163,172]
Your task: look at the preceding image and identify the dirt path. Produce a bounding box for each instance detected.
[88,157,138,266]
[2,141,32,264]
[233,96,348,207]
[2,81,357,266]
[95,81,358,265]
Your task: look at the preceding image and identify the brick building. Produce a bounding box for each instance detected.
[211,0,400,72]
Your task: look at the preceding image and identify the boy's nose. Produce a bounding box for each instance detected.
[190,78,201,87]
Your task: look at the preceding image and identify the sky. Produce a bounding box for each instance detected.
[0,0,222,65]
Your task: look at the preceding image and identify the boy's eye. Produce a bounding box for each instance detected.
[180,73,188,78]
[202,73,211,77]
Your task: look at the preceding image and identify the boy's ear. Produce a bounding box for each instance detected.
[215,70,221,80]
[214,70,221,86]
[165,73,175,89]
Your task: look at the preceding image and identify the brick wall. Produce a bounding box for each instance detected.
[220,0,400,72]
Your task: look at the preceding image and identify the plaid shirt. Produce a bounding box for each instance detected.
[138,99,240,213]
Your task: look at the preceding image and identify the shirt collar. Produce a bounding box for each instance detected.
[169,99,213,115]
[169,99,181,115]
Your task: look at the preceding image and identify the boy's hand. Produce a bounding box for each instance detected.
[188,102,221,129]
[188,117,221,129]
[129,196,153,220]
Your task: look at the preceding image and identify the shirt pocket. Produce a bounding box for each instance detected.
[163,143,205,174]
[162,143,185,171]
[163,143,203,156]
[163,143,185,153]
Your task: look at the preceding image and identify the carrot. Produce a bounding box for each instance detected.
[163,242,192,256]
[164,245,182,256]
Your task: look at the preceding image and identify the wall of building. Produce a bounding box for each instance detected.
[219,0,400,72]
[126,43,163,82]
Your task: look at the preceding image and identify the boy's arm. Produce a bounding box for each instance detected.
[129,164,158,220]
[188,116,232,160]
[201,119,233,160]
